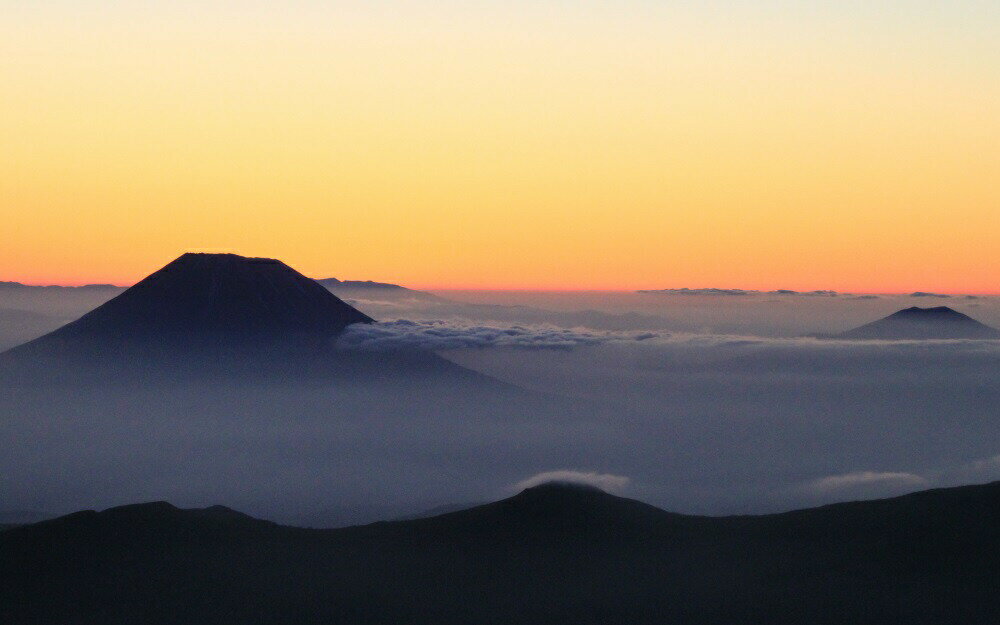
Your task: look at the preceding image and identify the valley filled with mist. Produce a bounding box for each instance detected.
[3,263,999,526]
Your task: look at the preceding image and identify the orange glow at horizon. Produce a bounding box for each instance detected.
[3,3,999,294]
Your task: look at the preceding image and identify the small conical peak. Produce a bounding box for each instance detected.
[838,305,1000,340]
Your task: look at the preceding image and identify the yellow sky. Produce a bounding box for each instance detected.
[2,2,998,291]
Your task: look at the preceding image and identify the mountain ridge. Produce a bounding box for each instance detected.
[4,480,1000,624]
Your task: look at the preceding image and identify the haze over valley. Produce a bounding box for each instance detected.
[3,254,999,526]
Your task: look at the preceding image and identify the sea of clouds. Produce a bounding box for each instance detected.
[4,288,1000,524]
[339,317,1000,515]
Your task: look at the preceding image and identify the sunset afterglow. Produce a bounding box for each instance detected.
[3,1,998,291]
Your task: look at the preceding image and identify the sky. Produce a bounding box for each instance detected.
[2,1,998,291]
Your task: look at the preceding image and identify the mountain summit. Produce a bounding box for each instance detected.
[838,306,1000,340]
[0,253,375,373]
[18,253,371,345]
[0,253,506,389]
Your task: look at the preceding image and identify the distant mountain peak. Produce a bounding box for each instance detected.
[4,253,374,356]
[315,277,406,290]
[0,252,500,387]
[838,305,1000,340]
[35,501,272,532]
[0,280,121,290]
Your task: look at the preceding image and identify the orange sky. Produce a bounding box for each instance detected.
[2,2,998,292]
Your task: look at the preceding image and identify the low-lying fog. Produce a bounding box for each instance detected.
[3,286,999,526]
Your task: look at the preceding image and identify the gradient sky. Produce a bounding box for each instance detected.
[2,1,998,291]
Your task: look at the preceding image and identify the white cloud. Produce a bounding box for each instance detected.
[337,320,658,351]
[804,471,928,494]
[511,470,630,493]
[338,320,1000,355]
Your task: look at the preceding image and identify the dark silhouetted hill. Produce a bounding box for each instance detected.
[315,277,450,308]
[3,480,1000,625]
[17,253,371,347]
[0,253,475,383]
[837,306,1000,340]
[316,277,406,290]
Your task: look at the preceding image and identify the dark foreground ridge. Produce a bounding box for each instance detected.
[837,306,1000,340]
[3,480,1000,625]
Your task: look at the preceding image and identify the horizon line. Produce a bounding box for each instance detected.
[4,277,999,297]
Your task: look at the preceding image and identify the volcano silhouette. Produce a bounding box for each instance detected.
[0,253,374,366]
[0,253,480,384]
[838,306,1000,340]
[37,253,370,341]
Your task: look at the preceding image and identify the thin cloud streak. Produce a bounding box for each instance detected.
[511,471,631,494]
[337,320,659,351]
[337,320,1000,353]
[804,471,928,494]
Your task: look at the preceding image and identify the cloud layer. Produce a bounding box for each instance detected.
[339,320,1000,355]
[5,289,1000,525]
[803,471,928,494]
[338,320,659,351]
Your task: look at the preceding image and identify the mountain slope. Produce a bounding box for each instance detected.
[3,481,999,625]
[0,253,392,381]
[11,253,372,349]
[838,306,1000,340]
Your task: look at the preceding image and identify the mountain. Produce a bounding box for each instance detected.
[14,253,372,348]
[0,281,120,291]
[0,252,527,394]
[315,277,450,309]
[837,306,1000,340]
[316,277,408,290]
[0,253,387,380]
[3,480,1000,624]
[0,270,443,347]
